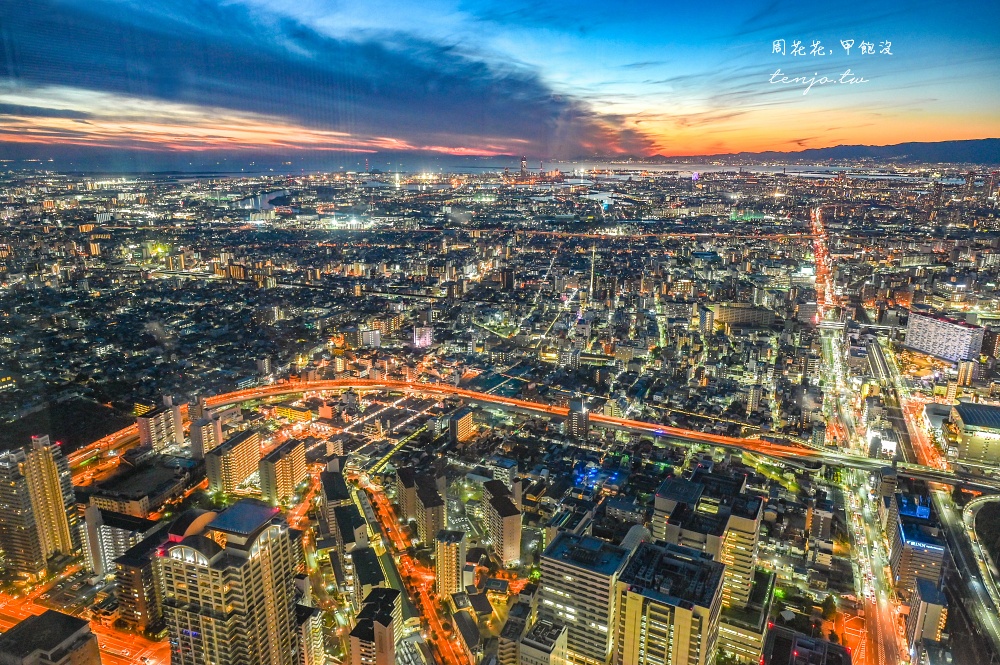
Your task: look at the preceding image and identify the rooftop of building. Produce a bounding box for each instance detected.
[453,609,481,650]
[139,404,172,417]
[396,465,417,488]
[909,308,981,329]
[763,624,852,665]
[667,492,763,536]
[953,401,1000,429]
[499,613,527,641]
[483,478,512,498]
[207,428,260,458]
[619,542,725,610]
[896,492,933,521]
[351,589,399,641]
[488,493,521,518]
[114,524,170,568]
[97,508,160,533]
[209,499,280,537]
[542,533,629,577]
[487,456,517,470]
[295,602,321,627]
[915,578,948,607]
[261,438,303,463]
[351,547,386,586]
[521,620,567,651]
[416,483,444,507]
[91,461,182,500]
[321,470,351,502]
[0,610,90,658]
[435,529,466,545]
[899,522,946,550]
[467,593,493,616]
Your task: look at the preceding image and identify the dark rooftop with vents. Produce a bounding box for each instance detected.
[0,610,92,659]
[619,542,724,610]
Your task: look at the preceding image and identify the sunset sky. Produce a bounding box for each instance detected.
[1,0,999,168]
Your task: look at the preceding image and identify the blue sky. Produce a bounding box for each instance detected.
[0,0,998,166]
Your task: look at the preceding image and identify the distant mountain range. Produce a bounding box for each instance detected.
[655,138,1000,165]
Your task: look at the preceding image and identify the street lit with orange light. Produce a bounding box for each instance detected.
[0,569,170,665]
[361,476,470,665]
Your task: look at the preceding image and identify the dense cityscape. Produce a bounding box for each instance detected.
[0,162,998,665]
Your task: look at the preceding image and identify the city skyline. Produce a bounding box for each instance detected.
[1,0,999,170]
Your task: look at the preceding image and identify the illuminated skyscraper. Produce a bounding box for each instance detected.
[137,404,181,452]
[434,530,467,597]
[613,542,724,665]
[206,429,262,494]
[158,500,303,665]
[259,439,306,506]
[566,397,589,440]
[0,435,79,579]
[539,534,629,665]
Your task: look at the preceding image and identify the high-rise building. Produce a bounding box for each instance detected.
[498,602,531,665]
[360,328,382,348]
[415,485,445,545]
[558,348,581,370]
[539,534,630,665]
[697,306,715,336]
[614,542,724,665]
[434,530,467,597]
[906,579,947,656]
[331,504,369,593]
[887,493,945,602]
[115,524,172,635]
[82,505,159,578]
[206,428,262,494]
[566,397,589,441]
[890,522,946,603]
[500,267,516,292]
[158,500,302,665]
[413,326,434,348]
[712,303,775,328]
[484,480,522,567]
[349,547,389,612]
[349,588,401,665]
[296,604,325,665]
[450,407,475,443]
[395,466,418,521]
[0,610,102,665]
[259,439,307,506]
[957,359,979,387]
[905,310,984,362]
[486,456,519,486]
[747,384,762,415]
[520,620,569,665]
[137,404,182,452]
[320,470,354,533]
[651,472,763,609]
[189,416,224,460]
[0,435,79,579]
